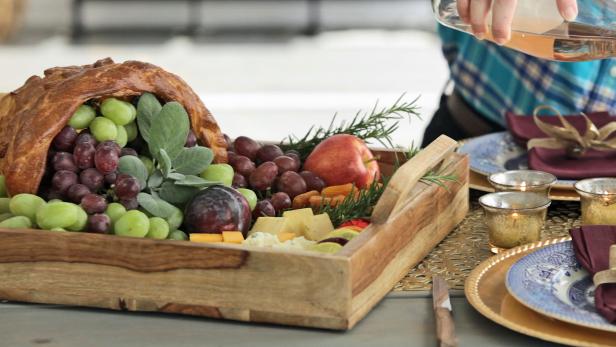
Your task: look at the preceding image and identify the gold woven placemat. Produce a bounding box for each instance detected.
[394,192,581,291]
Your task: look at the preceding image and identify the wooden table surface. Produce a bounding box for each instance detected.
[1,291,561,347]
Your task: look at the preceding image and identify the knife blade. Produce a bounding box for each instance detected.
[432,276,458,347]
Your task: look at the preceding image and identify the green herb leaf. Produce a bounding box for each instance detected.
[148,101,190,161]
[172,146,214,175]
[148,170,164,188]
[159,149,172,178]
[137,192,177,219]
[159,181,198,205]
[168,172,186,181]
[117,156,148,190]
[174,175,219,188]
[136,93,162,143]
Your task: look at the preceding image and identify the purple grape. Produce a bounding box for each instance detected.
[232,173,247,189]
[114,175,140,200]
[249,161,278,191]
[73,142,96,169]
[185,130,197,147]
[66,184,91,203]
[94,146,119,174]
[47,188,64,200]
[273,155,299,173]
[227,151,238,166]
[52,170,78,194]
[224,133,234,150]
[52,152,78,172]
[270,192,292,213]
[87,214,111,234]
[104,172,117,185]
[75,132,98,147]
[252,200,276,219]
[80,168,104,192]
[284,151,301,169]
[52,126,78,151]
[233,136,260,161]
[97,140,121,155]
[120,198,139,210]
[299,171,325,192]
[120,147,138,157]
[232,155,256,177]
[81,193,107,214]
[256,144,283,163]
[276,171,307,199]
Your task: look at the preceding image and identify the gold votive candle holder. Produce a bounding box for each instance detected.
[488,170,556,196]
[479,192,551,254]
[574,178,616,225]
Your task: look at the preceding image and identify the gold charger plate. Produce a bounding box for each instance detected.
[470,170,580,201]
[465,237,616,347]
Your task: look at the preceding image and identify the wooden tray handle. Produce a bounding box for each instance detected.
[370,135,458,225]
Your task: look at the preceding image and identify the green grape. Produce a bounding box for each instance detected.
[166,208,183,231]
[124,122,138,142]
[105,202,126,225]
[0,216,32,229]
[101,98,133,126]
[114,210,150,238]
[67,206,87,232]
[48,199,63,204]
[237,188,257,211]
[50,227,67,232]
[9,193,46,221]
[128,102,137,122]
[68,105,96,129]
[0,175,7,197]
[200,164,234,187]
[0,213,13,222]
[36,202,79,230]
[116,125,128,147]
[90,117,118,142]
[0,197,10,214]
[168,229,188,241]
[139,156,154,175]
[146,217,170,239]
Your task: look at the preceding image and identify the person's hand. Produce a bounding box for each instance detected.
[457,0,578,44]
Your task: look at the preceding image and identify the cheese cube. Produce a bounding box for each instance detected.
[282,208,314,236]
[190,233,223,243]
[222,231,245,244]
[277,232,296,242]
[249,217,293,236]
[303,213,334,241]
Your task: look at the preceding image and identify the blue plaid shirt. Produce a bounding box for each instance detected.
[439,25,616,126]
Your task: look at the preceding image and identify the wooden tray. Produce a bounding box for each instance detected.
[0,135,469,330]
[465,237,616,347]
[469,171,580,201]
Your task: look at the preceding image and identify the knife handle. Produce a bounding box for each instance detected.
[435,307,458,347]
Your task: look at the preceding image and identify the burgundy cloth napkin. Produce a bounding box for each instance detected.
[505,111,616,179]
[570,226,616,323]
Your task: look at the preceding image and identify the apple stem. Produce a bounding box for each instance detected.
[363,156,380,165]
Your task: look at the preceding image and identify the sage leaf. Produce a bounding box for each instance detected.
[174,175,220,188]
[159,149,172,178]
[148,170,164,188]
[172,146,214,175]
[148,101,190,161]
[137,192,177,218]
[118,156,148,190]
[168,172,186,181]
[159,181,198,205]
[136,93,162,143]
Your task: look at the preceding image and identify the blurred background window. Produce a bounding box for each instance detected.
[0,0,445,146]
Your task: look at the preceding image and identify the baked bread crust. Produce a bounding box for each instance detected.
[0,58,227,196]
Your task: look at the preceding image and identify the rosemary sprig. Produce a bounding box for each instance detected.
[317,178,386,227]
[280,94,421,159]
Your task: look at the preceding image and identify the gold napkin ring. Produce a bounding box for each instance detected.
[593,245,616,287]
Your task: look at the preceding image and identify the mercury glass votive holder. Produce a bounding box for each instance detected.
[488,170,556,196]
[479,192,551,254]
[574,178,616,225]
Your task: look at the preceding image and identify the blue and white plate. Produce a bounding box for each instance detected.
[506,241,616,332]
[458,132,576,188]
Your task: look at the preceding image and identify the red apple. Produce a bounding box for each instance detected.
[303,134,380,188]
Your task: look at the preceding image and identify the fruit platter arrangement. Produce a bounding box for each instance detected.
[0,59,469,330]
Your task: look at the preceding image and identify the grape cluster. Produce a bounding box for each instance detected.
[42,100,144,234]
[226,136,325,219]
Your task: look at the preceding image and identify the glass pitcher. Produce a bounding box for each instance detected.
[433,0,616,61]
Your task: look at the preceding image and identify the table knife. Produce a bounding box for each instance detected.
[432,275,458,347]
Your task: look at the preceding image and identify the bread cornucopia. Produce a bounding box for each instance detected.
[0,58,391,252]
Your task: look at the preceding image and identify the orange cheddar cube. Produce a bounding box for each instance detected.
[222,231,245,244]
[190,233,223,243]
[277,232,296,242]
